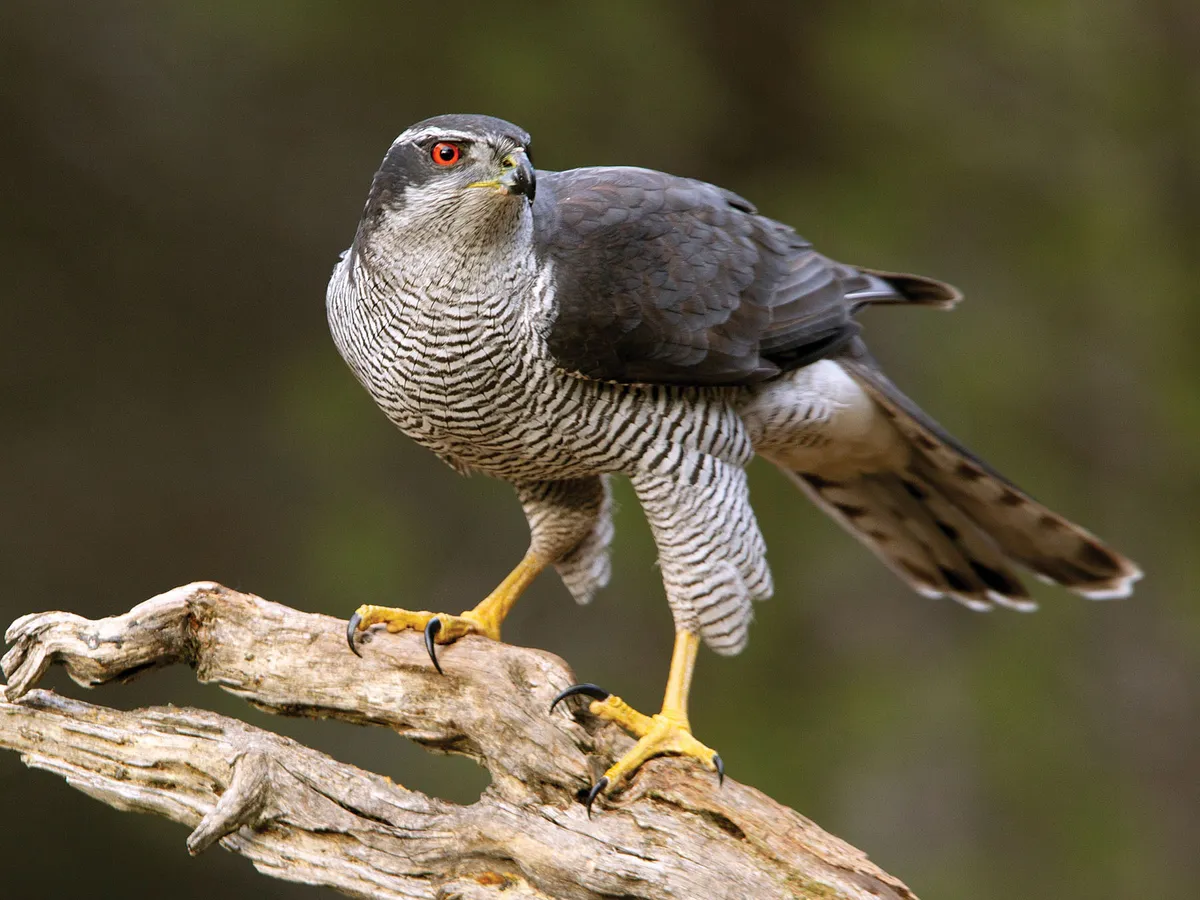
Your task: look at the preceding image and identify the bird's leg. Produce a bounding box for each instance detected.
[347,550,545,670]
[551,630,721,814]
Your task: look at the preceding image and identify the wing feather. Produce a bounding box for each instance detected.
[533,167,861,386]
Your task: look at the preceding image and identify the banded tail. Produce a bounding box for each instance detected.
[779,346,1141,610]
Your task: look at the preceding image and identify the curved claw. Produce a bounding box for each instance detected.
[714,753,724,787]
[346,612,363,658]
[582,776,609,818]
[424,617,444,675]
[549,682,611,714]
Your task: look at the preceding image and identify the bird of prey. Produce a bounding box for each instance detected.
[328,114,1141,811]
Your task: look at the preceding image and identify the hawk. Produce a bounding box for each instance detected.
[328,114,1140,810]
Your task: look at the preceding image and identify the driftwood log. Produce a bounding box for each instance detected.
[0,582,916,899]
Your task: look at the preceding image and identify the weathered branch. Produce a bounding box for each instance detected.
[0,582,916,899]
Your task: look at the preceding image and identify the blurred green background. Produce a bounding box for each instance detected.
[2,2,1197,898]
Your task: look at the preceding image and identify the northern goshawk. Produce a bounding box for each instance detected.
[327,114,1140,810]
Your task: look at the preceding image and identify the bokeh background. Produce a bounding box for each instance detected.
[2,2,1197,898]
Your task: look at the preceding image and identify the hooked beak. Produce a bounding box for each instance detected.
[469,148,536,202]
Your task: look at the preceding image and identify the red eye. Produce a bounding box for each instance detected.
[431,142,461,166]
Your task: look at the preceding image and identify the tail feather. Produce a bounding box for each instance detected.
[784,467,1035,611]
[836,351,1143,600]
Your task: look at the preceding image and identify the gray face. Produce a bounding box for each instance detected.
[356,114,535,249]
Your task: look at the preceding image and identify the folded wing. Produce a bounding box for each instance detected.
[533,166,955,386]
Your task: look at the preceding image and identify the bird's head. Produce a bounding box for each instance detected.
[354,114,535,258]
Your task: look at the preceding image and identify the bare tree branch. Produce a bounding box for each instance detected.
[0,582,916,900]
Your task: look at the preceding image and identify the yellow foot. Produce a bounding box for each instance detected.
[346,604,501,672]
[550,684,723,815]
[348,552,545,671]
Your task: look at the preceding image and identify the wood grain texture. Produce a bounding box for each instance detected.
[0,582,917,900]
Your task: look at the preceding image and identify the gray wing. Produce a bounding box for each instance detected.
[531,166,949,386]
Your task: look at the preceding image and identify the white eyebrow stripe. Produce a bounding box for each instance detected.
[394,128,483,146]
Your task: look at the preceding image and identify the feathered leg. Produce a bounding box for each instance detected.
[550,461,765,809]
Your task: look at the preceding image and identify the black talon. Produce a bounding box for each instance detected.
[583,776,608,818]
[347,612,363,658]
[714,753,724,787]
[549,683,611,714]
[424,617,444,675]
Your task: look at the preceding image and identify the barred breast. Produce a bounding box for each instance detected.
[325,251,753,483]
